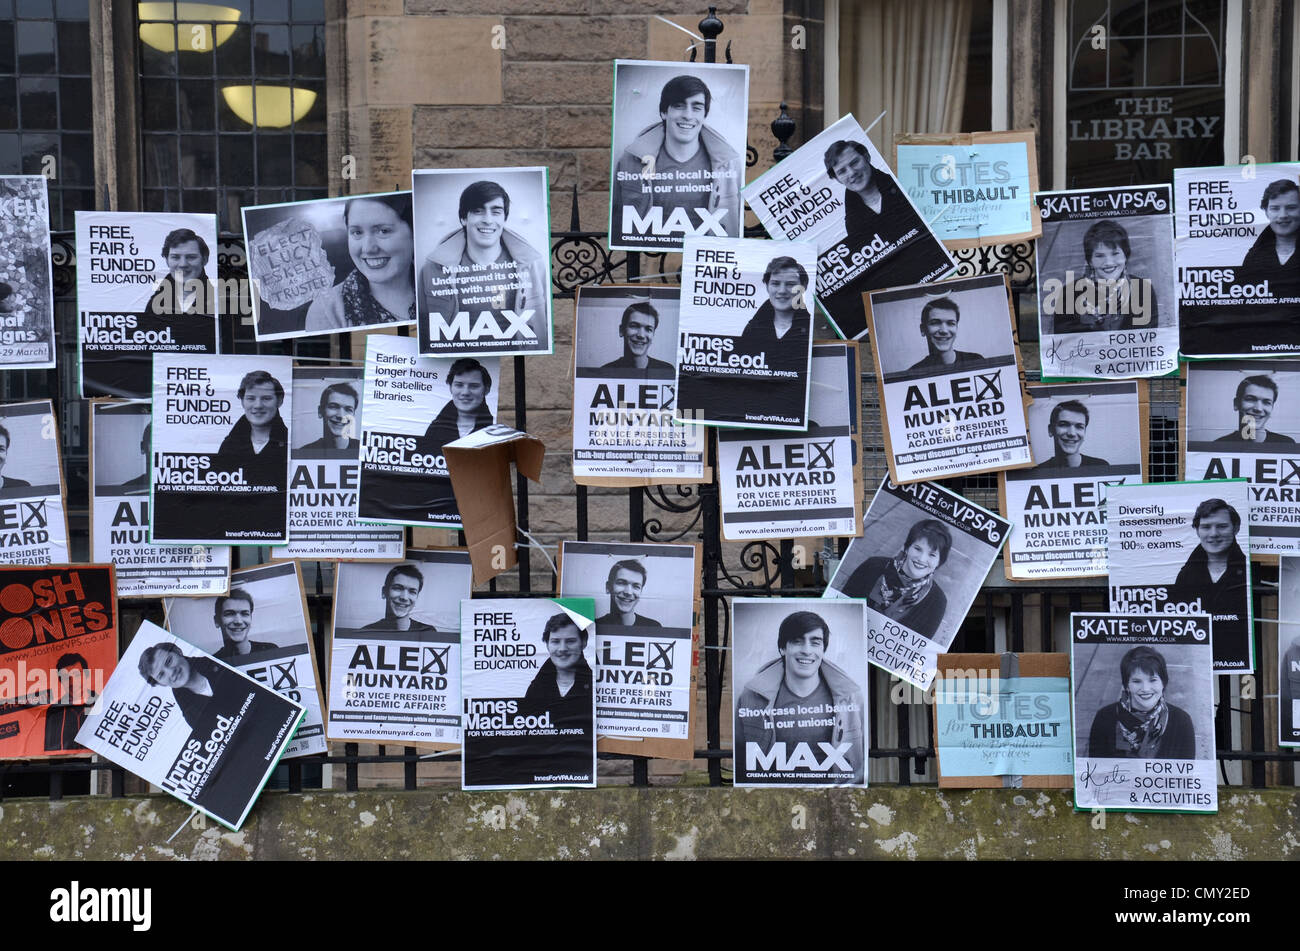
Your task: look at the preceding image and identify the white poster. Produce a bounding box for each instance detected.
[0,176,55,370]
[165,562,325,758]
[1071,612,1216,814]
[0,399,69,565]
[718,342,862,539]
[91,400,231,597]
[571,285,705,482]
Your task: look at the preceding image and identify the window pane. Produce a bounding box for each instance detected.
[178,78,216,130]
[214,23,252,76]
[143,134,178,187]
[292,79,323,132]
[138,39,177,78]
[291,24,323,77]
[19,131,56,174]
[141,77,177,130]
[294,133,325,187]
[179,133,215,187]
[18,76,56,130]
[0,131,18,172]
[256,0,290,19]
[256,133,291,183]
[58,131,91,185]
[58,77,91,130]
[252,25,291,76]
[55,0,90,18]
[219,133,253,182]
[56,20,89,73]
[0,78,15,129]
[15,20,54,73]
[0,20,14,73]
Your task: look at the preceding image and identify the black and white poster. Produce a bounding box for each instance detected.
[356,334,500,529]
[571,285,705,482]
[731,598,867,788]
[326,550,472,747]
[270,367,404,561]
[242,191,416,340]
[90,400,231,597]
[825,477,1010,689]
[608,60,749,252]
[743,114,954,340]
[413,167,553,357]
[557,541,696,742]
[1070,612,1216,814]
[718,342,862,540]
[75,211,220,398]
[76,619,303,831]
[461,597,597,790]
[1001,381,1145,580]
[0,176,55,370]
[165,562,324,759]
[0,399,69,565]
[1174,163,1300,358]
[1107,480,1253,673]
[1033,185,1178,379]
[866,273,1032,483]
[1278,558,1300,748]
[1184,360,1300,554]
[675,236,817,430]
[151,353,293,545]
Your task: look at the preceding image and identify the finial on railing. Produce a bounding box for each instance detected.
[568,182,580,231]
[771,101,796,162]
[699,7,722,63]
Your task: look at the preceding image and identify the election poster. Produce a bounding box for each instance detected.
[1183,360,1300,554]
[1277,558,1300,747]
[150,353,293,545]
[242,191,416,340]
[412,167,553,357]
[1033,185,1178,380]
[76,619,303,831]
[557,540,698,759]
[0,565,116,760]
[270,367,404,561]
[608,59,749,253]
[731,597,867,788]
[743,114,954,341]
[0,176,55,370]
[326,550,472,748]
[675,236,817,431]
[461,596,597,790]
[1070,612,1216,814]
[1107,480,1253,673]
[895,130,1041,248]
[0,399,70,565]
[825,477,1010,689]
[90,400,231,598]
[571,285,706,485]
[865,272,1032,484]
[718,342,863,540]
[165,562,324,759]
[75,210,220,398]
[1000,381,1146,580]
[932,654,1073,789]
[356,334,500,529]
[1174,163,1300,358]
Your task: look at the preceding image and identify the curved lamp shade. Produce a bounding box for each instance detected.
[138,3,242,53]
[221,85,318,129]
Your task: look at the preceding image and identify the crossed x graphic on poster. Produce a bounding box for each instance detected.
[974,373,1002,401]
[20,500,46,529]
[422,647,449,675]
[270,662,298,691]
[807,441,835,468]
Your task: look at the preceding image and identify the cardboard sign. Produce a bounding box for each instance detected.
[1070,612,1216,814]
[0,176,55,370]
[0,565,117,760]
[0,399,70,565]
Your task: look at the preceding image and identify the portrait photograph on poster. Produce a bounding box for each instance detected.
[326,550,472,748]
[895,130,1041,248]
[824,477,1009,689]
[0,399,70,565]
[76,619,303,831]
[1070,612,1216,814]
[1174,163,1300,358]
[0,176,55,370]
[1278,558,1300,748]
[91,400,231,597]
[242,190,416,340]
[271,367,404,561]
[558,540,697,755]
[461,597,597,790]
[608,59,749,253]
[412,166,552,357]
[865,272,1032,483]
[356,334,500,529]
[731,597,867,788]
[1033,185,1178,380]
[165,561,325,759]
[1107,480,1253,673]
[75,210,220,398]
[743,114,955,341]
[675,236,817,430]
[150,353,293,545]
[572,284,706,484]
[1000,381,1146,580]
[0,564,116,760]
[718,341,863,540]
[1184,360,1300,554]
